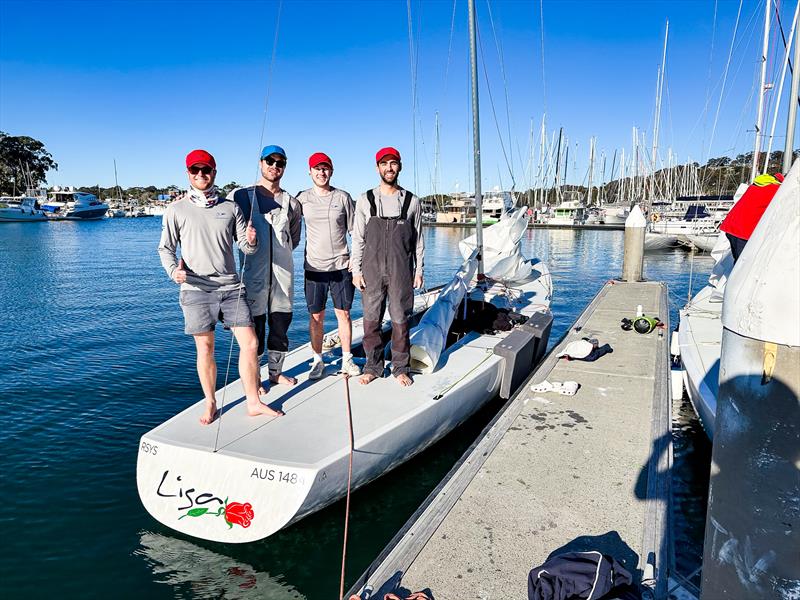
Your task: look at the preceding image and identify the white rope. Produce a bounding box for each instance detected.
[214,0,283,453]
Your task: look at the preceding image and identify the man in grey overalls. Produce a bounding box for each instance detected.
[351,147,425,387]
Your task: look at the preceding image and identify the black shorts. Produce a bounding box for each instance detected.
[304,269,355,313]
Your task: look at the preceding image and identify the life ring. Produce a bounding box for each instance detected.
[650,213,660,223]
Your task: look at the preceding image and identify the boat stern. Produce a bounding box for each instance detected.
[136,434,315,543]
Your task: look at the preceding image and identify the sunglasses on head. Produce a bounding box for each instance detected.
[263,157,287,169]
[188,165,214,175]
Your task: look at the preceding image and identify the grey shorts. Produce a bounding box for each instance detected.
[179,288,253,335]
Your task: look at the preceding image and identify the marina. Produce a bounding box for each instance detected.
[2,0,799,597]
[1,219,716,598]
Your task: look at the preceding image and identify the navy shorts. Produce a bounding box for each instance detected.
[304,269,355,313]
[179,288,253,335]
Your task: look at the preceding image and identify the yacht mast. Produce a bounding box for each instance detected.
[468,0,484,276]
[784,5,800,173]
[751,0,772,181]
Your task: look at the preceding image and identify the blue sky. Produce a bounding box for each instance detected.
[1,0,796,196]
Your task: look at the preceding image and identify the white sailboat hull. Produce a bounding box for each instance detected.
[137,271,552,543]
[677,284,722,438]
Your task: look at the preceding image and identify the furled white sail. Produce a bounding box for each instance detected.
[458,206,533,282]
[409,250,479,373]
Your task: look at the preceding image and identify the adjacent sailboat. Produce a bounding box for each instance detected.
[136,0,553,543]
[675,0,799,438]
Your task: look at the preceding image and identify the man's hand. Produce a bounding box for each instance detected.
[414,274,424,289]
[246,221,257,245]
[173,258,187,284]
[353,274,366,291]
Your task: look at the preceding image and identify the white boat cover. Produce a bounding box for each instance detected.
[707,233,733,301]
[409,250,479,373]
[722,159,800,346]
[458,207,533,282]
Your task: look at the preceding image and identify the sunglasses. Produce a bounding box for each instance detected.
[263,157,287,169]
[188,165,214,175]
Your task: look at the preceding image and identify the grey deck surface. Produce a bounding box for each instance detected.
[352,282,672,600]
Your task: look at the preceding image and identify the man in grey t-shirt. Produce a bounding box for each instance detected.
[157,149,284,425]
[296,152,361,379]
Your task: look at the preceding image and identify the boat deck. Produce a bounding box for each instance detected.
[350,281,674,599]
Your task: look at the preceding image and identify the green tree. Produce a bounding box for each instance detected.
[0,132,58,195]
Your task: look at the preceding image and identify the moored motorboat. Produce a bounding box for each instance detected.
[0,196,48,222]
[44,188,108,220]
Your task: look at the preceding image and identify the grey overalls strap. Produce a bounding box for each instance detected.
[361,189,417,377]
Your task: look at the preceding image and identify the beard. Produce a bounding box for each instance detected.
[380,171,398,186]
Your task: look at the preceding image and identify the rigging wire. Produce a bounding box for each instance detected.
[699,0,745,194]
[407,0,419,193]
[477,24,516,189]
[214,0,284,454]
[485,0,516,180]
[538,0,547,115]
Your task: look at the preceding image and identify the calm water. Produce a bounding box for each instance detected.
[1,219,712,598]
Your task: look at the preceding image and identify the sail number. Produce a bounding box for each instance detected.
[251,467,302,485]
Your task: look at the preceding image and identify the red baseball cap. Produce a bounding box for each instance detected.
[376,146,401,163]
[185,149,216,169]
[309,152,333,169]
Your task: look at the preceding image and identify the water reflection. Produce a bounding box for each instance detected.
[136,531,305,599]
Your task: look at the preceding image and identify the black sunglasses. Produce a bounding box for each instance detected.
[263,157,287,169]
[188,165,214,175]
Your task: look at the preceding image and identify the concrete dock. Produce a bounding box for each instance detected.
[350,281,674,599]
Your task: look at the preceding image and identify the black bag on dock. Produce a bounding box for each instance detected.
[528,550,639,600]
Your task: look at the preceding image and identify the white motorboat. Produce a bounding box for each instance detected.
[0,196,48,222]
[43,188,108,220]
[602,204,630,224]
[547,199,586,225]
[136,209,552,543]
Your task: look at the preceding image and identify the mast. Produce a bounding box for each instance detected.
[586,136,595,205]
[651,20,669,201]
[784,6,800,173]
[554,127,563,204]
[433,111,441,210]
[468,0,484,276]
[751,0,772,181]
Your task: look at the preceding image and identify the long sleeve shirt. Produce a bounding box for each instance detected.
[351,186,424,278]
[157,196,257,292]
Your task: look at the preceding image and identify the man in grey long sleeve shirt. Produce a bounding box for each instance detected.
[158,149,284,425]
[351,147,424,387]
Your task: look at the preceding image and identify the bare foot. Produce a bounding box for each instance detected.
[257,385,268,396]
[200,399,218,425]
[247,401,285,418]
[359,373,378,385]
[269,373,297,386]
[395,373,413,387]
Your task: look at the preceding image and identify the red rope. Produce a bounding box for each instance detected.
[340,374,355,600]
